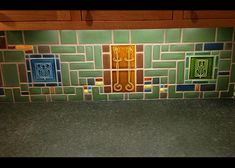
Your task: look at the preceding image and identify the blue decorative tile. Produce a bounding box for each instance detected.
[57,71,61,82]
[144,89,152,92]
[43,54,54,58]
[176,84,195,91]
[204,43,223,50]
[46,83,58,86]
[152,78,159,84]
[56,59,60,70]
[160,84,164,88]
[0,88,4,95]
[30,54,42,58]
[144,81,151,85]
[200,84,216,91]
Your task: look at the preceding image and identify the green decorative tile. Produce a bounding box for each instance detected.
[145,86,159,99]
[131,29,164,43]
[51,46,76,53]
[0,51,3,62]
[52,95,67,102]
[183,28,216,42]
[60,55,85,62]
[144,70,168,77]
[189,57,213,79]
[13,88,29,102]
[0,89,13,102]
[4,51,24,62]
[78,30,112,44]
[231,64,235,82]
[6,31,23,44]
[169,70,176,84]
[161,45,169,52]
[85,46,93,61]
[20,84,28,91]
[168,85,183,98]
[61,63,70,86]
[114,30,129,43]
[60,30,77,44]
[144,45,152,68]
[70,63,94,70]
[153,45,160,60]
[129,93,143,100]
[195,44,203,51]
[94,46,102,69]
[161,53,185,60]
[215,56,219,67]
[204,92,219,98]
[79,79,87,85]
[217,28,233,41]
[29,88,41,94]
[220,51,232,59]
[220,84,233,98]
[160,77,168,84]
[170,44,194,51]
[195,52,211,55]
[177,62,184,84]
[77,46,85,53]
[79,71,102,77]
[219,60,231,71]
[109,94,124,100]
[92,87,107,101]
[70,71,79,85]
[217,76,229,90]
[165,29,181,43]
[152,61,176,68]
[68,88,83,101]
[55,87,63,94]
[184,92,200,98]
[42,88,50,94]
[31,95,47,102]
[2,64,19,87]
[185,69,189,80]
[186,57,189,68]
[64,87,75,94]
[24,30,59,44]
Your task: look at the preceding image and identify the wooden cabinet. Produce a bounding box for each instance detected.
[0,10,71,21]
[184,10,235,19]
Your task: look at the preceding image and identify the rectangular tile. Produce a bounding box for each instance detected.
[184,92,199,98]
[165,29,181,43]
[220,51,232,59]
[79,71,103,77]
[109,94,124,100]
[68,88,83,101]
[145,86,159,99]
[217,76,229,90]
[0,65,3,87]
[144,70,168,77]
[217,28,233,41]
[153,45,160,60]
[70,71,79,85]
[137,70,143,84]
[6,31,23,44]
[204,92,219,98]
[0,37,6,49]
[204,43,224,50]
[136,53,143,68]
[51,46,76,53]
[182,28,216,42]
[92,87,107,101]
[94,46,102,69]
[31,96,46,102]
[70,63,94,70]
[176,85,195,91]
[144,45,152,68]
[169,70,176,84]
[78,30,112,44]
[52,95,67,102]
[104,71,111,85]
[200,84,216,91]
[114,30,129,43]
[103,54,110,69]
[0,89,13,102]
[177,62,184,84]
[2,64,19,87]
[13,88,29,102]
[170,44,194,51]
[129,93,143,99]
[18,64,27,82]
[131,29,164,43]
[60,30,77,44]
[219,60,231,71]
[24,30,59,44]
[38,46,50,53]
[136,45,143,52]
[61,63,70,86]
[168,85,183,98]
[4,51,25,62]
[60,55,85,62]
[231,64,235,82]
[152,61,176,68]
[161,53,185,60]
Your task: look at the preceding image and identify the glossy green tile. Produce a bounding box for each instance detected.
[204,92,219,98]
[169,70,176,84]
[195,44,203,51]
[24,30,59,44]
[85,46,93,61]
[20,84,28,91]
[161,53,185,60]
[0,51,4,62]
[70,63,94,70]
[0,89,13,102]
[42,88,50,94]
[109,94,124,100]
[55,87,63,94]
[60,30,77,44]
[220,84,233,98]
[186,57,189,68]
[165,29,181,43]
[183,28,216,42]
[79,71,102,77]
[230,64,235,82]
[6,31,23,44]
[144,45,152,68]
[145,86,159,99]
[185,69,189,80]
[78,30,112,44]
[219,60,231,71]
[13,88,29,102]
[184,92,199,98]
[2,64,19,87]
[31,95,47,102]
[114,30,129,43]
[129,93,143,100]
[144,70,168,77]
[61,63,70,86]
[52,95,67,102]
[68,88,83,101]
[160,77,168,84]
[220,51,232,59]
[217,28,233,41]
[29,88,41,94]
[4,51,24,62]
[79,79,87,85]
[161,45,169,52]
[131,29,164,43]
[177,62,184,84]
[153,45,160,60]
[94,46,102,69]
[64,87,75,94]
[60,55,85,62]
[170,44,194,51]
[51,46,76,53]
[217,76,229,90]
[152,61,176,68]
[92,87,107,101]
[70,71,79,85]
[168,85,183,98]
[77,46,85,53]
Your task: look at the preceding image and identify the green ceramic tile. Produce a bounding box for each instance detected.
[77,46,85,53]
[160,77,168,84]
[24,30,59,44]
[195,52,211,55]
[114,30,129,43]
[145,86,159,99]
[13,88,29,102]
[131,29,164,43]
[217,76,229,90]
[60,30,77,44]
[219,60,231,71]
[212,51,219,55]
[79,79,87,85]
[42,88,50,94]
[204,92,219,98]
[94,46,102,69]
[55,87,63,94]
[165,29,181,43]
[51,46,76,53]
[230,64,235,82]
[0,89,13,102]
[144,45,152,68]
[153,45,160,60]
[161,53,185,60]
[52,95,67,102]
[220,51,232,59]
[209,80,217,83]
[183,28,216,42]
[233,44,235,63]
[177,62,184,84]
[185,69,189,80]
[6,31,23,44]
[217,28,233,41]
[70,63,94,70]
[129,93,143,100]
[184,92,200,98]
[195,44,203,51]
[70,71,78,85]
[109,94,124,100]
[0,51,3,62]
[20,84,28,91]
[61,63,70,86]
[29,88,41,94]
[4,51,24,62]
[2,64,19,87]
[170,44,194,51]
[64,87,75,94]
[186,57,189,68]
[68,88,83,101]
[92,87,107,101]
[168,85,183,98]
[169,70,176,84]
[220,84,233,98]
[152,61,176,68]
[31,95,47,102]
[60,55,85,62]
[215,56,219,67]
[78,30,112,44]
[161,45,169,52]
[85,46,93,61]
[184,80,192,84]
[144,70,168,77]
[79,71,102,77]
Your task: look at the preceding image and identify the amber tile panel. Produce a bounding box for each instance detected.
[136,85,143,92]
[136,53,143,68]
[104,71,111,85]
[18,64,27,82]
[137,70,143,84]
[0,37,6,49]
[195,84,200,91]
[112,71,135,92]
[25,50,33,54]
[136,45,143,52]
[102,45,110,52]
[104,86,111,93]
[103,54,110,69]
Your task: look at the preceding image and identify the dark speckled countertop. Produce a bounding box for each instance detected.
[0,99,235,157]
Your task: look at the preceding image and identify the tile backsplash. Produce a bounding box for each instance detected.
[0,28,235,102]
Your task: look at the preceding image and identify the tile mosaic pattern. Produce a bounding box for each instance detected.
[0,28,234,102]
